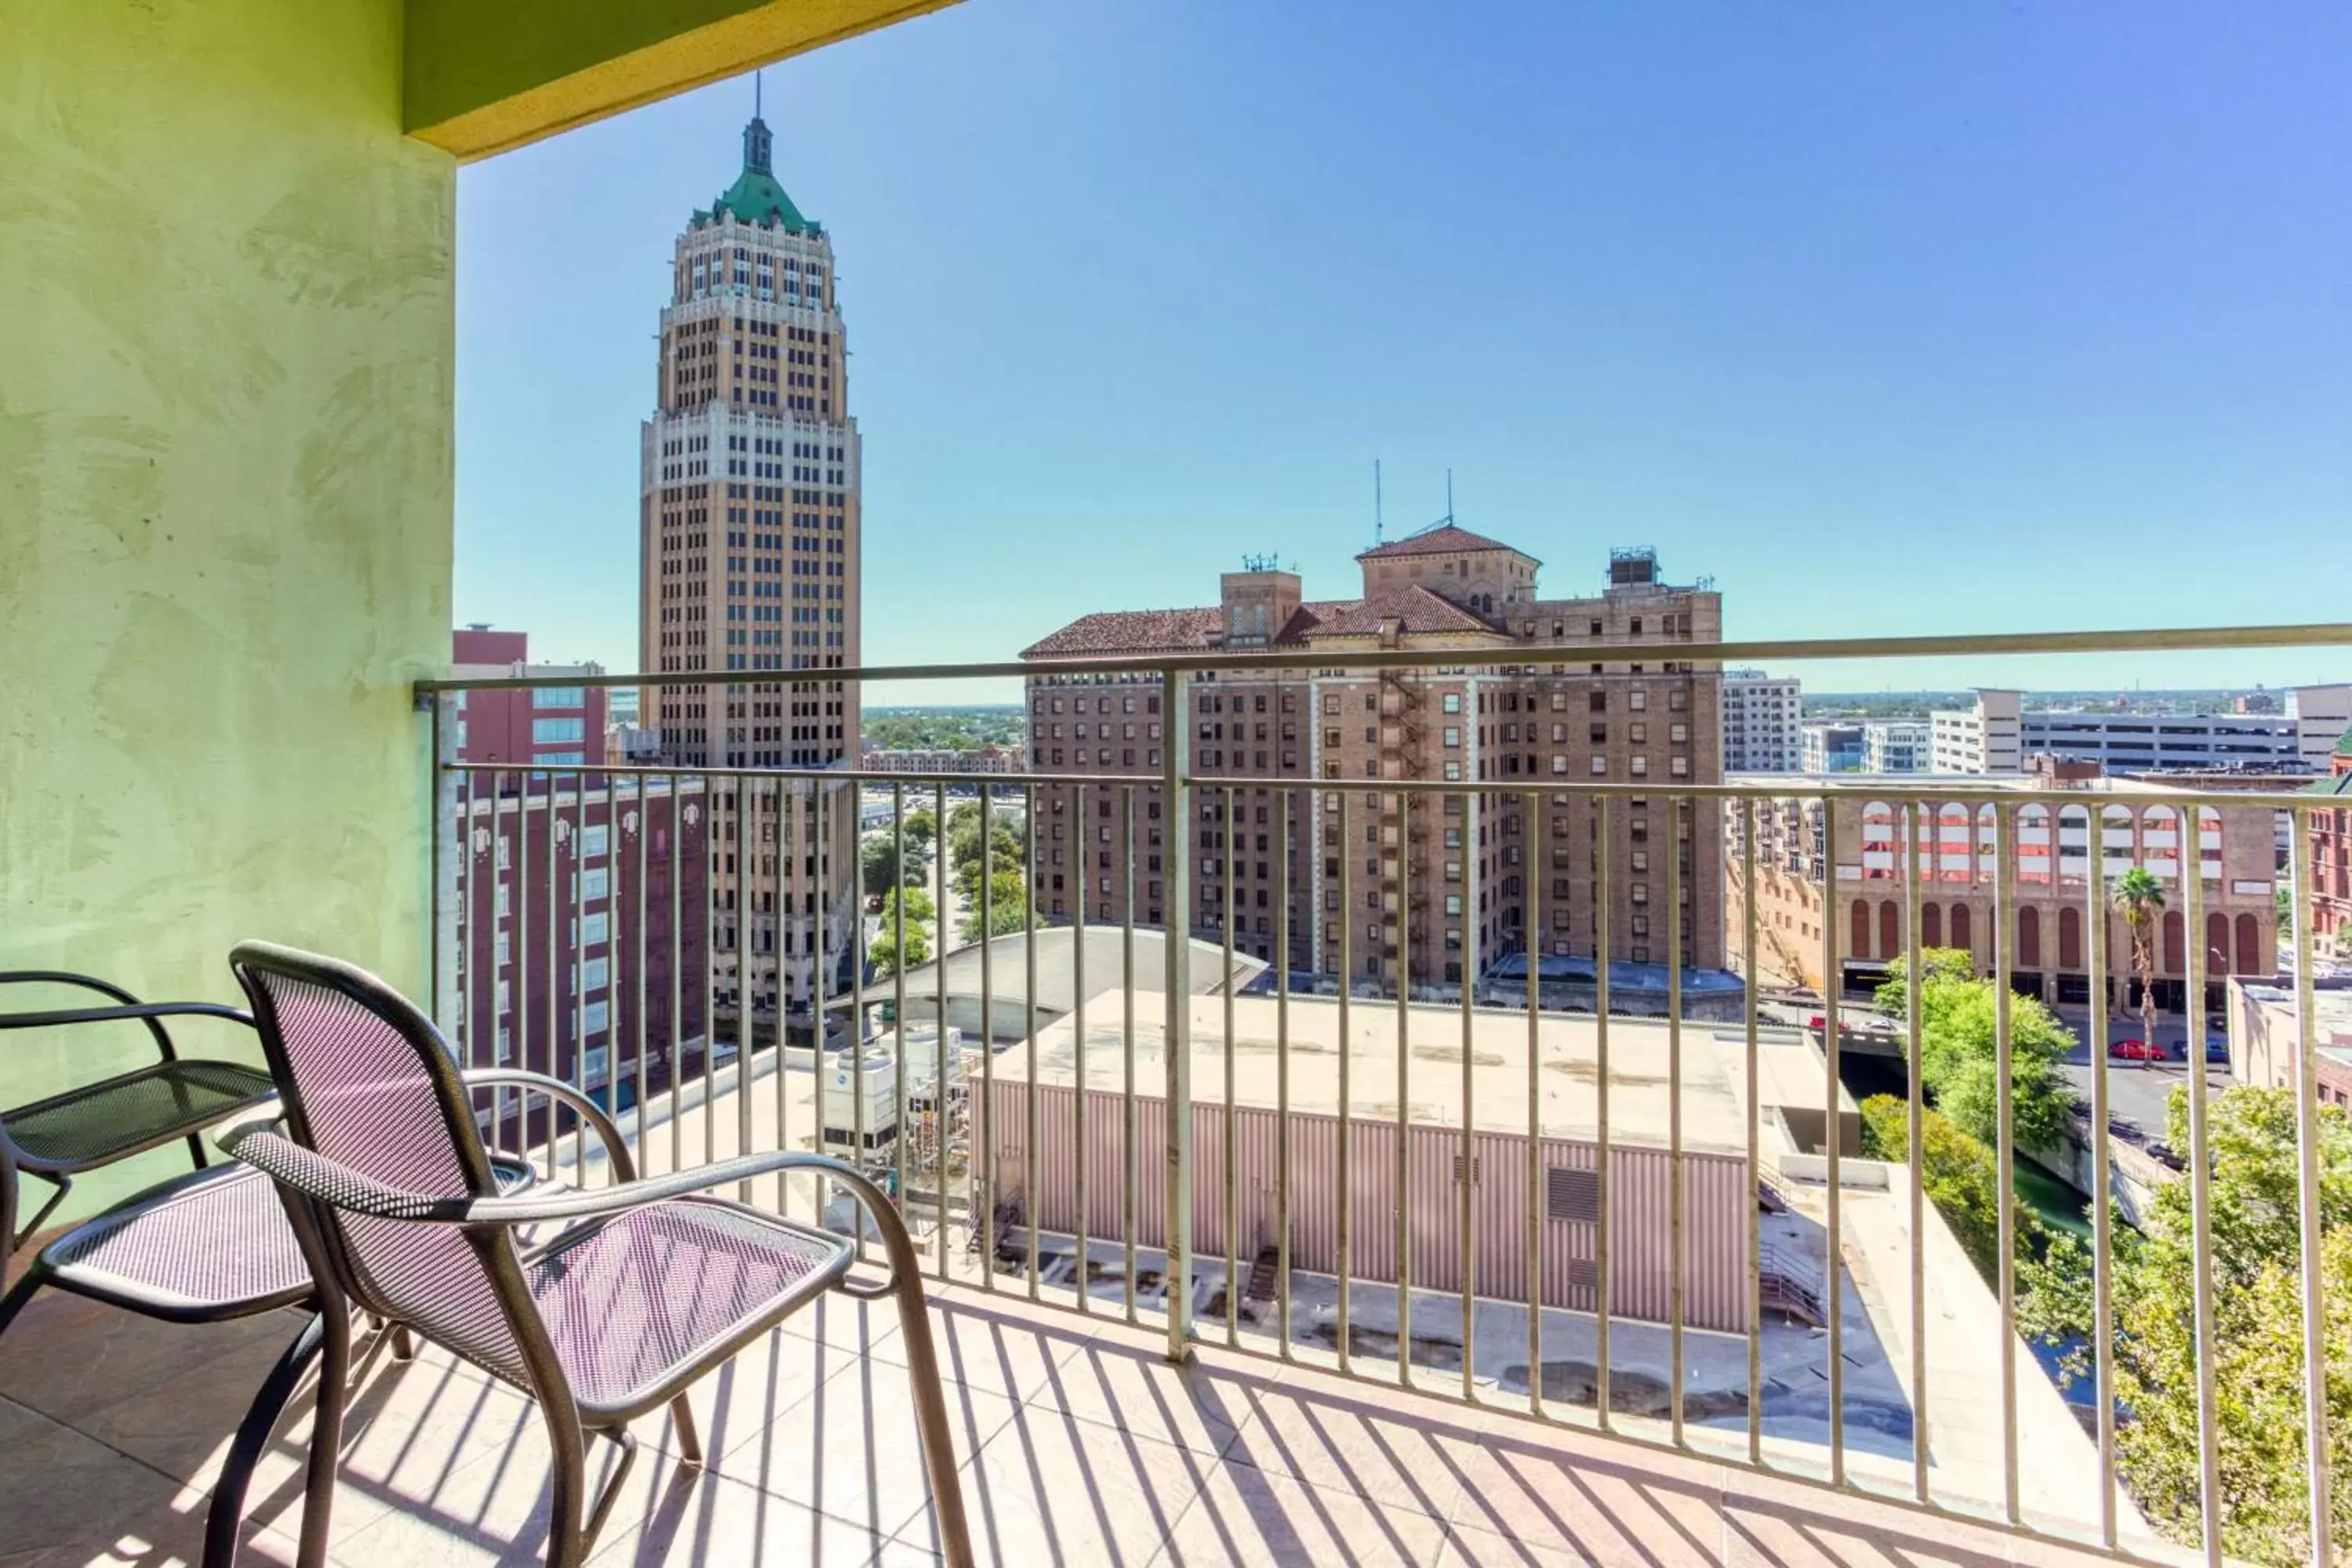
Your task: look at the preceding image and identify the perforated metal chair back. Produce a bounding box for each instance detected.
[229,941,535,1388]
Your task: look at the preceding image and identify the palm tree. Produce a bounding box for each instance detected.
[2111,866,2165,1064]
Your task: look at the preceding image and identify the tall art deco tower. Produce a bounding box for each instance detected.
[639,96,861,1020]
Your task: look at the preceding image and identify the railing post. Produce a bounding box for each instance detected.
[427,689,462,1039]
[1161,666,1193,1362]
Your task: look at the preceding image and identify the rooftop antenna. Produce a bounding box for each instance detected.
[754,68,763,118]
[1445,468,1454,526]
[1374,459,1384,544]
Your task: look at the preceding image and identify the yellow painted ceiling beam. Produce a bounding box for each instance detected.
[405,0,961,162]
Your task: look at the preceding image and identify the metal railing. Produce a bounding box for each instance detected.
[419,620,2350,1568]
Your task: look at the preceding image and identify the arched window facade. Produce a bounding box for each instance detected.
[2162,909,2185,974]
[2019,906,2042,970]
[1851,899,1871,960]
[1922,902,1943,949]
[2057,804,2092,884]
[1951,902,1973,957]
[2141,806,2180,881]
[2018,804,2052,884]
[1939,804,1973,884]
[2059,906,2083,969]
[2206,911,2230,975]
[2236,912,2260,975]
[1879,900,1899,961]
[2102,804,2136,879]
[1861,801,1898,881]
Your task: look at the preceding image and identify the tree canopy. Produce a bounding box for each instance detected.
[2104,1087,2351,1563]
[1874,947,2078,1151]
[959,869,1031,944]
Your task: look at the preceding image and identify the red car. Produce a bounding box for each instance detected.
[2109,1038,2166,1062]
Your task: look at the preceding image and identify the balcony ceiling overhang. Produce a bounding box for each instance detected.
[405,0,963,161]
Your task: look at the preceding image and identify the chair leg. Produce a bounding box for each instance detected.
[887,1274,977,1568]
[543,1406,593,1568]
[666,1394,702,1468]
[581,1427,639,1561]
[294,1304,351,1568]
[388,1323,416,1363]
[202,1312,326,1568]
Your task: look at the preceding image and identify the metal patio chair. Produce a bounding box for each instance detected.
[0,977,539,1567]
[0,971,278,1254]
[219,941,975,1568]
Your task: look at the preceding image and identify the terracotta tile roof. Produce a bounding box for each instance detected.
[1022,586,1503,659]
[1355,524,1525,561]
[1296,586,1501,638]
[1022,607,1223,658]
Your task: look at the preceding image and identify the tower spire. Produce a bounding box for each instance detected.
[742,72,773,175]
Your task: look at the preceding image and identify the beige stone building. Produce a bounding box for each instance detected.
[1021,530,1725,986]
[635,107,861,1021]
[1725,775,2279,1011]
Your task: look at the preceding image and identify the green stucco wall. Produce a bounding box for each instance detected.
[0,0,456,1214]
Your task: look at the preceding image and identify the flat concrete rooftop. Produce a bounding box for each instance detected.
[986,992,1853,1156]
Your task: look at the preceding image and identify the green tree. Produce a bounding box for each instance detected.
[1860,1095,2009,1276]
[860,833,919,898]
[2276,882,2294,942]
[900,808,938,855]
[2103,1086,2352,1564]
[867,920,931,978]
[2111,866,2165,1053]
[880,884,935,930]
[1871,946,1981,1016]
[1874,947,2077,1152]
[959,870,1031,944]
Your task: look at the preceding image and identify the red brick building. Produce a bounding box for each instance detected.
[452,626,608,769]
[2305,733,2352,956]
[454,776,709,1123]
[1022,532,1724,986]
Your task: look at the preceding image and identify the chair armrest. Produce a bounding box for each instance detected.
[219,1122,468,1222]
[223,1126,931,1296]
[459,1149,868,1225]
[467,1149,931,1300]
[0,1001,256,1034]
[0,975,249,1067]
[458,1068,637,1183]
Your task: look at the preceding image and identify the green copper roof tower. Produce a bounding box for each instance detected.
[705,73,820,234]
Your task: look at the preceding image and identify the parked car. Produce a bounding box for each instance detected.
[2147,1141,2187,1171]
[2205,1036,2230,1064]
[1806,1014,1826,1032]
[2109,1037,2166,1062]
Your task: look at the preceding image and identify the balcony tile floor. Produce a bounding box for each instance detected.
[0,1268,2134,1567]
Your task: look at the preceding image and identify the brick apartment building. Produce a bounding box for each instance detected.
[1021,529,1725,985]
[2304,734,2352,956]
[452,626,607,768]
[632,107,860,1021]
[453,775,710,1123]
[1726,770,2279,1010]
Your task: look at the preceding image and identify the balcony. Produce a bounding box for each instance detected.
[0,1264,2129,1567]
[15,644,2350,1568]
[8,11,2347,1566]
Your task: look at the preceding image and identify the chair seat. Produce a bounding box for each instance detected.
[5,1059,275,1173]
[36,1154,540,1322]
[41,1163,312,1319]
[528,1196,855,1414]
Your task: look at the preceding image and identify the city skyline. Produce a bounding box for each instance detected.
[455,1,2351,702]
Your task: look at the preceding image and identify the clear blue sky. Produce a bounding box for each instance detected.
[456,2,2351,705]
